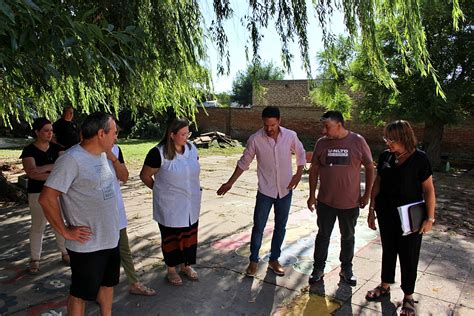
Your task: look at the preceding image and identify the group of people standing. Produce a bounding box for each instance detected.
[20,105,435,316]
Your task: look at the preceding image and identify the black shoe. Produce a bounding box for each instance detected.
[339,270,357,286]
[309,270,324,284]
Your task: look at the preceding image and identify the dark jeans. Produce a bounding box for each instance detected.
[312,201,359,273]
[249,191,292,262]
[377,207,423,295]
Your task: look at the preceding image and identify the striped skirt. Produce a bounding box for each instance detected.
[158,221,198,267]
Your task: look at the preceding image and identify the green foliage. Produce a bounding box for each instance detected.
[0,0,464,129]
[0,0,210,127]
[310,83,353,118]
[128,114,165,139]
[231,61,284,106]
[310,0,473,167]
[215,92,231,107]
[367,0,471,125]
[312,0,473,124]
[310,36,356,118]
[211,0,462,96]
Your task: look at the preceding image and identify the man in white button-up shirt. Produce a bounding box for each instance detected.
[217,106,306,277]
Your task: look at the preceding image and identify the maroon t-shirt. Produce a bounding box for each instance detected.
[311,131,373,209]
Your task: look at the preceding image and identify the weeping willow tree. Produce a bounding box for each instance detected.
[0,0,210,125]
[0,0,463,126]
[310,0,472,169]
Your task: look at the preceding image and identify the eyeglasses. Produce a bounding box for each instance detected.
[175,132,192,138]
[383,137,397,144]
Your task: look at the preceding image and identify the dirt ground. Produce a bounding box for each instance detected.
[432,170,474,237]
[1,158,473,238]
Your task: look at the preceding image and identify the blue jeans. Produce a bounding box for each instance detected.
[312,201,359,273]
[249,191,292,262]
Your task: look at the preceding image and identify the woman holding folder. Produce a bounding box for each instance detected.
[366,120,436,316]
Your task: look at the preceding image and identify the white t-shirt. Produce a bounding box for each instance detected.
[109,144,127,230]
[45,144,119,252]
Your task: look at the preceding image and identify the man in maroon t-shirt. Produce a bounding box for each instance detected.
[307,111,375,286]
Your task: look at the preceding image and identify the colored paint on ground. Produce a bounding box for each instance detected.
[293,260,314,275]
[261,253,298,266]
[282,293,342,315]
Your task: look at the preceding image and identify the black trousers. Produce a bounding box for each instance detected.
[313,201,359,272]
[377,207,423,295]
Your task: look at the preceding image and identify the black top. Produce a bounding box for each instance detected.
[20,143,64,193]
[53,118,80,149]
[375,149,432,210]
[117,147,125,164]
[144,146,162,168]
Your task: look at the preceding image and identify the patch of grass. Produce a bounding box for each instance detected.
[117,139,158,168]
[0,138,31,162]
[0,138,244,169]
[0,148,23,161]
[118,138,244,169]
[197,146,244,157]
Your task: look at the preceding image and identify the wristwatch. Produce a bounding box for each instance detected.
[427,217,435,223]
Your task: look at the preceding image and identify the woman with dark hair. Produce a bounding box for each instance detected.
[366,120,436,315]
[140,118,201,286]
[20,117,68,274]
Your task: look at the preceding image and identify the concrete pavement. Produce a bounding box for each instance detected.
[0,154,472,315]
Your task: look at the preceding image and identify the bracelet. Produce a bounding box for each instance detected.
[427,217,435,223]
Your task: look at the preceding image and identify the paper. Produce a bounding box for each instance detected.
[397,201,424,236]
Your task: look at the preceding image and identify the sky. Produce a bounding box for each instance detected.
[200,1,346,93]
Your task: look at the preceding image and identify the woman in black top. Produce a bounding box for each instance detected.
[366,120,436,316]
[20,118,67,274]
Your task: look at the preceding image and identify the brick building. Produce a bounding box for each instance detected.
[195,80,474,165]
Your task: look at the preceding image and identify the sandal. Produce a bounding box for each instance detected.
[29,260,40,274]
[400,297,416,316]
[365,285,390,301]
[166,271,183,286]
[61,253,71,266]
[180,265,199,281]
[129,282,157,296]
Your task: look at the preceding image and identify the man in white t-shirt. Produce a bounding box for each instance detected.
[39,112,119,316]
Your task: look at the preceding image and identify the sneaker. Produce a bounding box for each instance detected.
[268,260,285,276]
[246,261,258,277]
[339,270,357,286]
[309,270,324,284]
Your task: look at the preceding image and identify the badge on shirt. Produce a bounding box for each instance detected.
[94,164,115,200]
[326,148,350,166]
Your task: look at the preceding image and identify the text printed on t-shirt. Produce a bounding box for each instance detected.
[326,148,351,166]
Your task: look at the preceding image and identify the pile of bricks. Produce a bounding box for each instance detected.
[192,131,240,148]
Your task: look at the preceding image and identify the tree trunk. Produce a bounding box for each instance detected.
[0,171,27,202]
[422,121,445,171]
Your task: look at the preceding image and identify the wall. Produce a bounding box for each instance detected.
[196,80,474,164]
[195,106,325,142]
[253,80,314,108]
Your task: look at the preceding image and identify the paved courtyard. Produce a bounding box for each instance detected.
[0,154,472,315]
